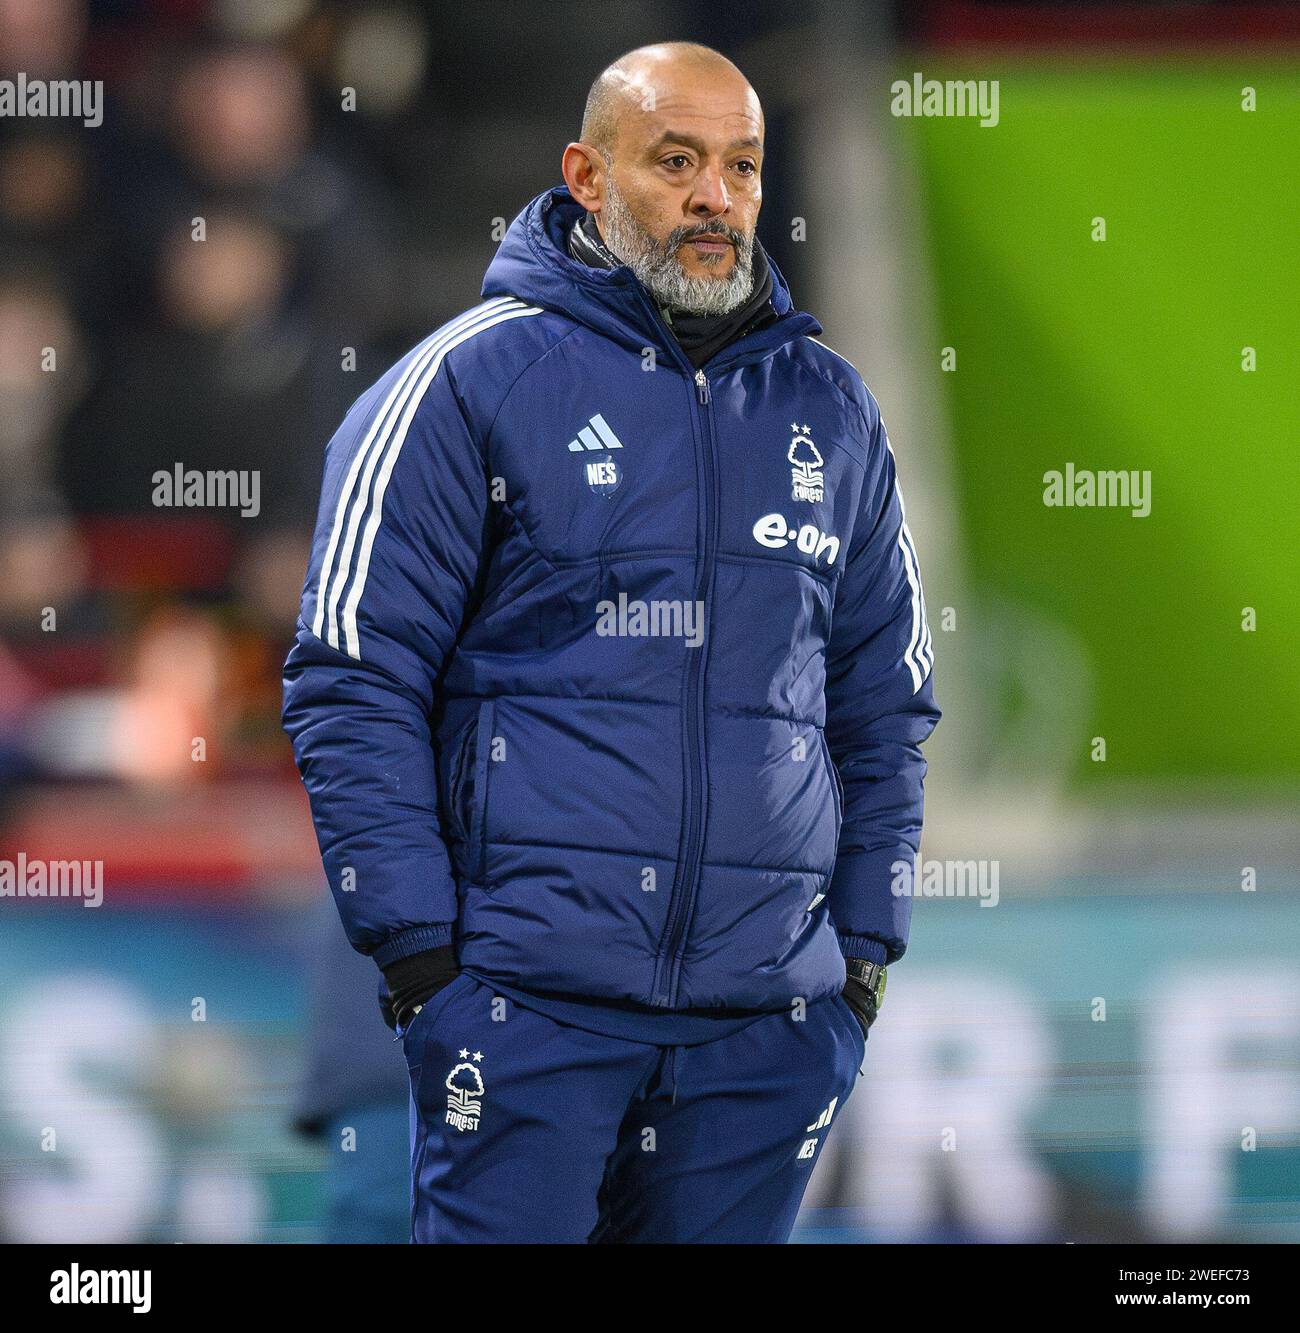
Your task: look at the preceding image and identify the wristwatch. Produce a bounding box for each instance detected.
[845,958,887,1012]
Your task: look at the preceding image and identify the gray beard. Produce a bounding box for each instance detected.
[599,177,756,317]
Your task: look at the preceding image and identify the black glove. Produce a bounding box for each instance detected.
[840,959,885,1041]
[380,945,459,1032]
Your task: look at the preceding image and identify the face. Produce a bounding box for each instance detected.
[585,62,764,315]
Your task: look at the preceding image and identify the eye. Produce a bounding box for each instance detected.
[734,159,757,176]
[662,154,691,170]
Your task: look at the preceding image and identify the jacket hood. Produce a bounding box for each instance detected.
[481,185,820,369]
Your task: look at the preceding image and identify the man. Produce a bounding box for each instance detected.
[283,41,938,1244]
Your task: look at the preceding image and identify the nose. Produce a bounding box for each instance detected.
[689,166,730,219]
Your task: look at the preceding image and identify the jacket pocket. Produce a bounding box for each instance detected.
[817,729,844,832]
[446,719,476,845]
[468,699,495,886]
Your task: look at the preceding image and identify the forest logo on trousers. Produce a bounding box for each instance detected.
[445,1056,486,1132]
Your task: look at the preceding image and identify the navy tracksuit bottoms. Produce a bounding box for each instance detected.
[399,971,866,1243]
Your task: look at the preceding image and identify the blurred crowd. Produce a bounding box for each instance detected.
[0,0,555,817]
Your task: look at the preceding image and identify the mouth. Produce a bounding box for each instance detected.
[682,235,733,256]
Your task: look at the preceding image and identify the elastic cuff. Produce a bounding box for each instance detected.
[372,922,456,969]
[836,933,890,966]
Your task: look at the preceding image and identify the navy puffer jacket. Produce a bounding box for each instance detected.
[283,186,939,1012]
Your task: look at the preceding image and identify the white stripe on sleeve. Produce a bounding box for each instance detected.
[339,302,541,660]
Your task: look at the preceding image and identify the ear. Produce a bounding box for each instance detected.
[561,143,606,212]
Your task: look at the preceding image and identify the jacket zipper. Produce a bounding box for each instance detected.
[652,367,715,1006]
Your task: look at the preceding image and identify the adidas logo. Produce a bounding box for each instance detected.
[566,413,624,453]
[797,1096,839,1161]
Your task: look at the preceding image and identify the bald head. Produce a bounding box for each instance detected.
[580,42,760,160]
